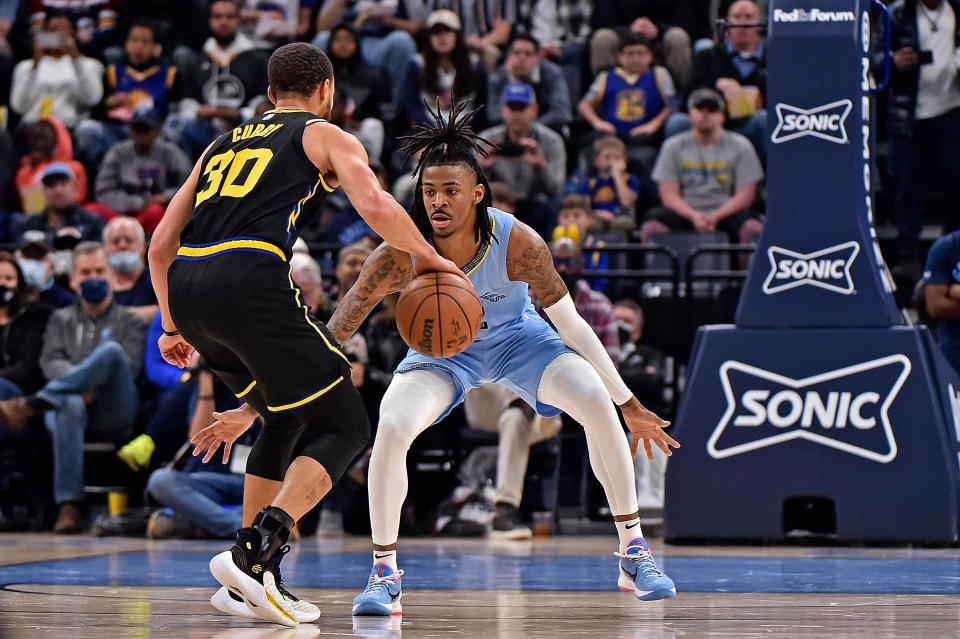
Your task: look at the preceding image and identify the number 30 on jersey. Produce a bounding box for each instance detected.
[195,148,274,207]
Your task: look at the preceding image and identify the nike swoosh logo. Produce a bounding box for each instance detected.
[375,554,392,559]
[625,521,640,529]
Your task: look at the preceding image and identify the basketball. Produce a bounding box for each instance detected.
[396,271,483,358]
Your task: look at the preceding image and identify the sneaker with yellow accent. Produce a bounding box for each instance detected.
[208,507,300,627]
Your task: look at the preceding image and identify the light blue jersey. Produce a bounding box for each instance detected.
[396,207,574,422]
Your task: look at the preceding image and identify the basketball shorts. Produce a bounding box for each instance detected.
[168,245,351,413]
[395,315,574,423]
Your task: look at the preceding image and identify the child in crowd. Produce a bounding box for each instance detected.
[552,194,610,294]
[568,136,640,234]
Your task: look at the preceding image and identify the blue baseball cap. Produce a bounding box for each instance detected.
[501,82,535,106]
[40,162,75,185]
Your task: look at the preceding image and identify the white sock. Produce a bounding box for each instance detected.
[615,517,643,554]
[372,549,398,572]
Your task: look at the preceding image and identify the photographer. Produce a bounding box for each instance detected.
[885,0,960,281]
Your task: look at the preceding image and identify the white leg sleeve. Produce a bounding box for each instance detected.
[369,369,457,546]
[537,353,639,516]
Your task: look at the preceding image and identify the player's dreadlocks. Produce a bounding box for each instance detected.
[399,99,496,247]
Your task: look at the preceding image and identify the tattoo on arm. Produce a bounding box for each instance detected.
[328,246,413,344]
[506,223,568,307]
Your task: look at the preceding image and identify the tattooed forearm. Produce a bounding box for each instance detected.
[506,223,568,306]
[328,245,413,344]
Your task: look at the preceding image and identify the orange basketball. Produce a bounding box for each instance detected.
[396,272,483,358]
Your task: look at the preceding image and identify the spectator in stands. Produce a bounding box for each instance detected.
[480,82,566,239]
[114,0,209,69]
[145,370,246,539]
[642,88,763,244]
[0,252,52,397]
[464,383,561,539]
[10,15,104,128]
[398,10,486,129]
[547,236,621,362]
[0,242,148,534]
[94,109,193,235]
[0,0,14,91]
[590,0,707,91]
[567,136,640,234]
[328,91,384,165]
[551,194,611,293]
[16,231,76,309]
[315,162,382,245]
[578,33,676,177]
[616,301,668,510]
[238,0,302,49]
[487,34,572,130]
[166,0,269,159]
[672,0,767,157]
[15,118,89,216]
[923,230,960,373]
[523,0,593,66]
[28,0,120,58]
[427,0,517,71]
[75,22,183,175]
[886,0,960,278]
[290,251,333,323]
[325,22,392,124]
[21,163,105,246]
[312,0,418,102]
[614,299,667,418]
[103,217,158,320]
[331,242,372,305]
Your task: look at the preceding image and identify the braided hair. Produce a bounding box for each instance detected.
[398,99,496,247]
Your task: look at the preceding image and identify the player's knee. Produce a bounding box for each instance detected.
[376,414,419,451]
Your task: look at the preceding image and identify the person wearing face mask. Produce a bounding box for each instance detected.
[0,242,148,534]
[613,299,668,510]
[15,231,77,309]
[103,216,158,321]
[0,252,53,397]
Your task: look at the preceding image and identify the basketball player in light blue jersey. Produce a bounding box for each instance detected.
[330,102,680,615]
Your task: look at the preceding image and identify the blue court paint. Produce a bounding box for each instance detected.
[2,547,960,595]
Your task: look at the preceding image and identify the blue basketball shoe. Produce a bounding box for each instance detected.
[352,564,404,616]
[616,538,676,601]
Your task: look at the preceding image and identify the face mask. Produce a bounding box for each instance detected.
[108,251,141,274]
[18,259,48,290]
[0,286,15,307]
[79,278,110,303]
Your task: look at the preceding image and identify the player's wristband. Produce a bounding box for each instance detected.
[163,329,181,337]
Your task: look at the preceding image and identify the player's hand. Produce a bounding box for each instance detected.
[414,251,470,283]
[159,333,194,368]
[190,405,258,464]
[620,397,679,459]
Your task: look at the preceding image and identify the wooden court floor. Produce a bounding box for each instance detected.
[1,533,959,638]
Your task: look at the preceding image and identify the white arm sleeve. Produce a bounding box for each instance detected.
[544,294,633,405]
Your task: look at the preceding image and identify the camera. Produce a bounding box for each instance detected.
[498,141,526,158]
[36,31,65,50]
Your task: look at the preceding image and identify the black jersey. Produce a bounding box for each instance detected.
[179,109,333,260]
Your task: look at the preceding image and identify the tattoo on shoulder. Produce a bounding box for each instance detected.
[506,225,567,307]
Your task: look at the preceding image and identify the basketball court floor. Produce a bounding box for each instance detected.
[1,533,959,638]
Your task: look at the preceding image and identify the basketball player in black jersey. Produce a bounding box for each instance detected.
[148,43,461,627]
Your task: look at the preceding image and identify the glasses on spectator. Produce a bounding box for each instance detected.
[505,102,528,112]
[692,101,722,113]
